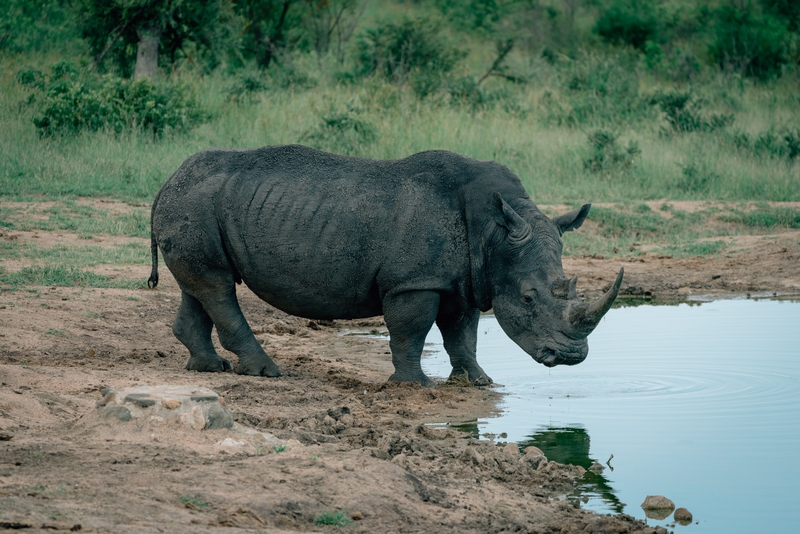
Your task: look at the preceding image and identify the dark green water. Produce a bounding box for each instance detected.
[422,298,800,532]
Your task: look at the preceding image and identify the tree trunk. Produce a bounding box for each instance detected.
[134,21,164,80]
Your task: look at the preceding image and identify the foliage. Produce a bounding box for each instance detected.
[652,92,734,134]
[0,0,80,53]
[727,127,800,160]
[353,17,465,96]
[17,62,206,137]
[301,104,376,155]
[595,0,658,50]
[583,130,640,174]
[677,162,719,194]
[709,3,795,80]
[235,0,306,69]
[543,52,651,126]
[79,0,238,76]
[315,510,352,527]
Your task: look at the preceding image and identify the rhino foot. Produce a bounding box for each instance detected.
[449,367,493,386]
[236,357,282,377]
[388,371,436,388]
[186,354,233,373]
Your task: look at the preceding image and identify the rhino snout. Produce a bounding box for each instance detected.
[535,341,588,367]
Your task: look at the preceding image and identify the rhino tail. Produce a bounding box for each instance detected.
[147,232,159,289]
[147,191,161,289]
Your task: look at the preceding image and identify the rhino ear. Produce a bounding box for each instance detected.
[492,192,532,243]
[553,204,591,235]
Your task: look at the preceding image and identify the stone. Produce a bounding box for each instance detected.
[161,398,181,410]
[589,461,605,473]
[523,446,544,457]
[674,507,693,524]
[351,511,364,521]
[206,401,234,429]
[96,385,233,431]
[641,495,675,520]
[100,406,132,422]
[180,406,206,430]
[503,442,519,457]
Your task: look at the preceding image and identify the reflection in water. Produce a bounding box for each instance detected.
[521,427,624,514]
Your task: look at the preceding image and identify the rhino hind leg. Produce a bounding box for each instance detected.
[383,290,440,388]
[197,288,283,377]
[437,308,493,386]
[173,291,233,373]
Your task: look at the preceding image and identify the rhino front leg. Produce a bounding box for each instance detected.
[383,290,440,388]
[173,291,233,372]
[437,307,492,386]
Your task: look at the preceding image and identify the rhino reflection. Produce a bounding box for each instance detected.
[520,426,624,514]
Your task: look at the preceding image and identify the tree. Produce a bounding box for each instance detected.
[236,0,298,69]
[80,0,236,78]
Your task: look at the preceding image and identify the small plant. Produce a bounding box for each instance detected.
[45,329,64,335]
[181,495,209,509]
[301,104,376,155]
[272,444,288,453]
[677,163,718,193]
[652,92,734,134]
[315,510,352,527]
[583,130,640,174]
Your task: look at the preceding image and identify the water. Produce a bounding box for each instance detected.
[421,298,800,532]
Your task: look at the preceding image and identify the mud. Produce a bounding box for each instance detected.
[2,202,798,533]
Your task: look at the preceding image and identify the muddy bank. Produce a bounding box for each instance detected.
[0,273,677,533]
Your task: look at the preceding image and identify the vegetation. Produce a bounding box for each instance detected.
[1,0,799,289]
[315,509,352,527]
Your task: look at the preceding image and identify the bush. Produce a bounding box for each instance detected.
[353,17,465,96]
[709,5,794,80]
[300,104,377,155]
[544,52,651,126]
[652,92,734,134]
[595,0,658,50]
[583,130,640,174]
[16,62,206,137]
[727,127,800,160]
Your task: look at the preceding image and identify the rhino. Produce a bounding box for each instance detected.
[148,144,623,387]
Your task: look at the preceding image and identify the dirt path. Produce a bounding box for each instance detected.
[1,203,798,532]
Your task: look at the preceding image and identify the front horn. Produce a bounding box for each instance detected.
[568,267,624,336]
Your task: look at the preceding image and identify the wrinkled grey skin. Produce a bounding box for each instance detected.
[149,144,623,387]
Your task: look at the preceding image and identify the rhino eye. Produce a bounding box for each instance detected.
[521,290,536,304]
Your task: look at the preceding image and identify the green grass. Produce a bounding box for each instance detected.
[0,265,142,289]
[315,510,352,527]
[0,241,149,266]
[0,202,150,237]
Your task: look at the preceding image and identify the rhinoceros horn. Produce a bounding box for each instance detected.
[567,267,624,337]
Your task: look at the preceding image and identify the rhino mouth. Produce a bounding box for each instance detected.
[535,341,588,367]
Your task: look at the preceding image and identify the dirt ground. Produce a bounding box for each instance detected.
[1,203,798,533]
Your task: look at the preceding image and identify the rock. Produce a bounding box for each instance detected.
[674,507,693,524]
[100,406,132,422]
[180,405,206,430]
[589,461,605,473]
[523,446,544,457]
[641,495,675,520]
[0,431,13,441]
[351,511,364,521]
[503,442,519,457]
[161,398,181,410]
[96,385,233,430]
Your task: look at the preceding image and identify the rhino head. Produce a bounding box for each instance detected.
[487,194,623,367]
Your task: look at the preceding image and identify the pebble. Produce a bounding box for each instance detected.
[674,507,693,523]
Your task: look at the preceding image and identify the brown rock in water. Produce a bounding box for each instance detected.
[641,495,675,520]
[674,507,693,524]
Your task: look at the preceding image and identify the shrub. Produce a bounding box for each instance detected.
[595,0,658,50]
[315,510,352,527]
[546,52,651,126]
[652,92,734,134]
[583,130,640,174]
[17,62,206,137]
[709,5,794,80]
[353,17,464,96]
[727,127,800,160]
[677,162,717,193]
[300,104,377,155]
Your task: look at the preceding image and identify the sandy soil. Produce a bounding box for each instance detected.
[1,202,798,533]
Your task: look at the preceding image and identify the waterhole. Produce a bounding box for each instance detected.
[422,298,800,532]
